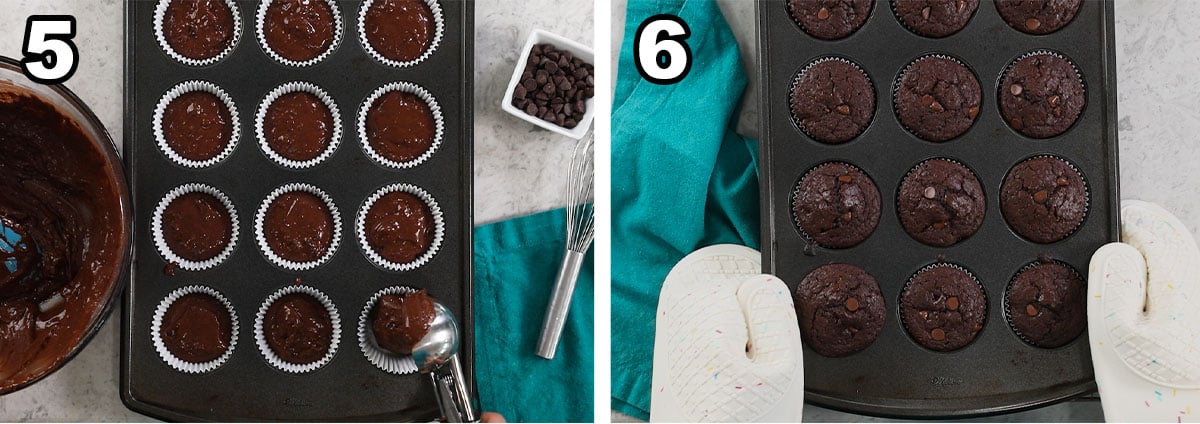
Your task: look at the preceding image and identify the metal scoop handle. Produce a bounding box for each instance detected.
[430,354,480,423]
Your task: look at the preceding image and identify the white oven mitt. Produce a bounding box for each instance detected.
[1089,200,1200,422]
[650,244,804,422]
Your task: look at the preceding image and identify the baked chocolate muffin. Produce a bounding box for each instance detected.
[371,289,435,355]
[893,0,979,38]
[363,0,436,63]
[791,162,880,249]
[162,91,233,162]
[795,263,886,357]
[364,191,435,265]
[900,264,986,351]
[262,191,335,264]
[366,91,436,164]
[894,55,981,142]
[791,58,875,144]
[995,0,1082,35]
[262,0,336,63]
[1000,156,1088,243]
[264,91,334,162]
[161,192,233,262]
[1006,259,1086,348]
[999,52,1085,139]
[263,292,333,364]
[161,0,237,60]
[787,0,873,40]
[897,159,985,247]
[160,292,233,363]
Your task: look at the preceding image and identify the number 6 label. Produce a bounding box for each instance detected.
[634,15,692,85]
[21,16,79,85]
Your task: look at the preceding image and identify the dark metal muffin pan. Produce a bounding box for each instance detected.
[757,0,1118,418]
[120,0,474,420]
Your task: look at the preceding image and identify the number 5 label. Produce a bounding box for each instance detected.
[634,15,692,85]
[21,16,79,85]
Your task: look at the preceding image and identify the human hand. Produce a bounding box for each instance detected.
[650,245,804,422]
[1089,200,1200,421]
[480,412,506,422]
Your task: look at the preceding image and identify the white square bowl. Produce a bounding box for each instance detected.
[501,29,595,139]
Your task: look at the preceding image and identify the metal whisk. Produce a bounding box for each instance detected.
[536,134,594,359]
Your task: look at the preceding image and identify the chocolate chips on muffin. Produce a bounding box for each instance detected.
[791,58,875,144]
[791,162,881,248]
[995,0,1082,35]
[1001,156,1088,243]
[795,263,886,357]
[787,0,873,40]
[894,55,981,142]
[893,0,979,38]
[900,264,986,352]
[897,159,985,247]
[999,52,1085,139]
[1005,259,1086,348]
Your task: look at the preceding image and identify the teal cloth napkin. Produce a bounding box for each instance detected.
[612,0,760,419]
[474,208,594,423]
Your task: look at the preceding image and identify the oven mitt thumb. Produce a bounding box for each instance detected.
[1089,200,1200,422]
[650,244,804,422]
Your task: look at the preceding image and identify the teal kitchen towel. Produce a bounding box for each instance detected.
[475,208,595,422]
[611,0,760,419]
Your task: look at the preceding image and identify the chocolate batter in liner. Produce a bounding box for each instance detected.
[254,183,342,271]
[1003,258,1087,348]
[254,285,341,372]
[254,0,344,67]
[151,183,240,271]
[357,82,444,169]
[357,0,445,68]
[151,285,238,373]
[153,0,243,66]
[153,80,241,168]
[356,183,445,272]
[357,285,422,374]
[255,81,342,169]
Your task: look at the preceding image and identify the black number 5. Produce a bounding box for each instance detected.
[21,15,79,85]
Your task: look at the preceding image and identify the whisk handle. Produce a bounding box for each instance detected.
[536,248,586,359]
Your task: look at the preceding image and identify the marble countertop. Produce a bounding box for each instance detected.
[0,0,591,420]
[612,0,1200,421]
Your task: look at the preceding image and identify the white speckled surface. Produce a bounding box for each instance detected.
[0,0,591,420]
[612,0,1200,421]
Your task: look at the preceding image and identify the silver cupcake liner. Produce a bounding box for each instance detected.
[154,0,243,66]
[357,0,444,68]
[151,183,240,271]
[254,81,343,169]
[356,183,445,272]
[153,80,241,169]
[254,284,342,373]
[357,81,445,169]
[151,285,239,374]
[889,0,979,38]
[255,0,344,67]
[357,285,420,375]
[254,183,343,271]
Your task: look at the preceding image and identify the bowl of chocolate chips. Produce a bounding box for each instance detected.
[502,29,595,139]
[0,56,132,394]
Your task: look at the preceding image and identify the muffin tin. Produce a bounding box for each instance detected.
[757,0,1118,417]
[121,1,473,420]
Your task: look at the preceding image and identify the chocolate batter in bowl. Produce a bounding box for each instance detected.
[0,57,132,394]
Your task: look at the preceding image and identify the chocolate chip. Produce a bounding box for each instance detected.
[1047,95,1060,107]
[946,296,959,311]
[835,104,850,115]
[817,7,830,20]
[921,6,930,19]
[921,94,934,106]
[931,328,946,341]
[1026,304,1039,316]
[514,85,526,100]
[1034,190,1048,203]
[968,106,979,119]
[1026,18,1041,31]
[524,103,537,115]
[838,174,853,183]
[1056,176,1069,186]
[845,297,860,312]
[930,101,944,113]
[841,212,853,222]
[923,186,936,199]
[1010,117,1023,129]
[932,222,947,230]
[1010,84,1023,96]
[957,0,966,11]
